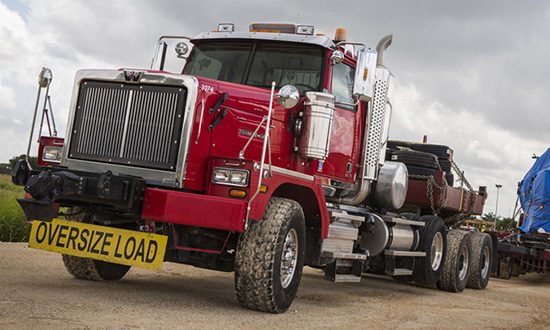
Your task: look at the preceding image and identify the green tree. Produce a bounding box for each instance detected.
[0,163,11,175]
[8,154,37,171]
[496,217,517,231]
[481,212,500,223]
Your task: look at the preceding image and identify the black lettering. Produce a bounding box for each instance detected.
[47,223,60,245]
[78,229,89,251]
[90,231,103,254]
[145,240,158,263]
[114,236,123,258]
[56,225,69,248]
[87,231,94,252]
[101,233,113,256]
[124,237,136,260]
[36,221,47,244]
[134,239,145,262]
[67,227,79,250]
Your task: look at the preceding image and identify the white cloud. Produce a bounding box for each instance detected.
[0,0,548,220]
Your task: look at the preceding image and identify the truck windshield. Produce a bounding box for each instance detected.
[183,40,325,93]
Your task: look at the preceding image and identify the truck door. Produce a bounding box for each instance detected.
[315,61,362,182]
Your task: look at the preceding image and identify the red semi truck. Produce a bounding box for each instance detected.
[13,23,491,313]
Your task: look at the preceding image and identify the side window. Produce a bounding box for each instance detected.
[332,63,355,109]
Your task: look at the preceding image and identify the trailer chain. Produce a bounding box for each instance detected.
[408,160,482,227]
[408,174,447,217]
[445,161,479,227]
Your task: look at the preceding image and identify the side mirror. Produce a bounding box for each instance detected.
[175,42,189,58]
[277,85,300,109]
[330,50,344,65]
[39,68,53,88]
[352,47,377,101]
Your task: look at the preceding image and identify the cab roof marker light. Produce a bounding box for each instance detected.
[218,23,235,32]
[296,25,314,35]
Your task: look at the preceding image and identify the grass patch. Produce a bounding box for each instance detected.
[0,174,31,242]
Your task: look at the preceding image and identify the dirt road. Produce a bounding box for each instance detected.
[0,242,549,329]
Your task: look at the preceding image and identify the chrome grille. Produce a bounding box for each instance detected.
[69,81,186,171]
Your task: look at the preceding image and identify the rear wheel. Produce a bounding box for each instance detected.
[413,215,446,287]
[61,208,131,281]
[498,256,512,279]
[438,230,472,292]
[467,232,492,289]
[511,259,521,277]
[234,198,305,313]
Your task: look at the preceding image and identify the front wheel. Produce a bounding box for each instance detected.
[61,207,131,281]
[234,198,305,313]
[62,255,131,281]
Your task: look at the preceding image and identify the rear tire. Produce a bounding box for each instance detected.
[234,198,305,313]
[438,230,472,292]
[413,215,446,287]
[511,259,521,277]
[499,256,512,279]
[61,208,131,281]
[467,232,492,289]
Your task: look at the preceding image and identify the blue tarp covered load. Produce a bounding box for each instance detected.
[519,148,550,233]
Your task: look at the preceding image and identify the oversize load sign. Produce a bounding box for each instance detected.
[29,219,167,271]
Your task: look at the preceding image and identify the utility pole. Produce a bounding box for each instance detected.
[494,184,502,230]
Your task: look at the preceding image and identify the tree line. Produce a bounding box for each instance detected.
[0,155,38,175]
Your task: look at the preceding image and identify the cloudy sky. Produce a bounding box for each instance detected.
[1,0,549,219]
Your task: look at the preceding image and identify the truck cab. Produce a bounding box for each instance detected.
[13,22,490,314]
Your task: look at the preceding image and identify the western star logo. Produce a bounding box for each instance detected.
[123,70,142,82]
[29,219,167,271]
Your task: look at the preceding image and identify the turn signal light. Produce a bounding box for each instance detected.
[229,189,247,198]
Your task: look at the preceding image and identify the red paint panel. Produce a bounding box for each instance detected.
[405,171,486,215]
[141,188,247,232]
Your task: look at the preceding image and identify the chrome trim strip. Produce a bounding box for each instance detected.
[193,31,335,49]
[195,99,204,144]
[271,166,315,182]
[119,90,133,157]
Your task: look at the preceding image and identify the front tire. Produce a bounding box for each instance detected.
[234,198,305,313]
[62,255,131,281]
[61,208,131,281]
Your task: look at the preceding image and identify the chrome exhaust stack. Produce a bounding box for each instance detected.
[330,35,399,207]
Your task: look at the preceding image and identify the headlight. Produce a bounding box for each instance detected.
[42,146,63,163]
[212,167,249,187]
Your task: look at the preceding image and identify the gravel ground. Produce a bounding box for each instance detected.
[1,242,549,329]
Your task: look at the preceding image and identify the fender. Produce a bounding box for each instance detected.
[247,166,330,238]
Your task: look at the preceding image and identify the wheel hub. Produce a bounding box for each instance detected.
[280,228,298,289]
[480,245,490,278]
[458,245,469,281]
[430,232,444,271]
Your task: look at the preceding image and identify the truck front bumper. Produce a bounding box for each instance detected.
[141,188,248,232]
[13,160,146,221]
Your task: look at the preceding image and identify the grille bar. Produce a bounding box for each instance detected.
[69,81,187,171]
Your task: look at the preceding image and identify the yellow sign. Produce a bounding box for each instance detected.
[29,219,167,271]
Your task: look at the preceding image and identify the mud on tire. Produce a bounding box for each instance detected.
[234,198,305,313]
[438,230,472,292]
[467,232,492,290]
[61,208,131,281]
